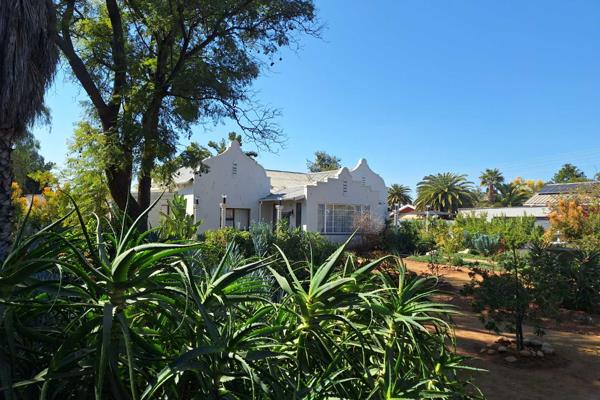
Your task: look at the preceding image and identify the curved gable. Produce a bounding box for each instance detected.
[350,159,387,203]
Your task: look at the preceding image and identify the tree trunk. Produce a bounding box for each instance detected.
[488,184,494,203]
[0,130,14,263]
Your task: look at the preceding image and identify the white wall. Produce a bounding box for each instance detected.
[350,158,388,218]
[193,141,271,233]
[304,168,383,241]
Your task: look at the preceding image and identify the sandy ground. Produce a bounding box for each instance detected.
[403,259,600,400]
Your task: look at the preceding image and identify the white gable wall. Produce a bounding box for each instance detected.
[350,158,388,217]
[193,141,271,233]
[304,168,383,242]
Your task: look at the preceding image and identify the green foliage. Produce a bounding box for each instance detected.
[153,142,212,187]
[11,131,55,194]
[207,132,258,158]
[495,182,531,207]
[158,194,201,240]
[528,244,600,313]
[306,151,342,172]
[0,204,481,399]
[202,227,254,258]
[416,172,475,213]
[60,122,112,225]
[479,168,504,203]
[57,0,319,217]
[273,224,337,265]
[249,221,273,257]
[465,251,534,349]
[382,221,420,255]
[551,163,588,183]
[387,183,413,207]
[471,233,501,256]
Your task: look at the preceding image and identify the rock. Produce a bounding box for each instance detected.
[524,338,542,347]
[458,249,471,254]
[497,345,508,353]
[479,347,487,354]
[487,349,496,355]
[536,350,544,357]
[541,344,555,355]
[519,350,532,357]
[504,356,517,363]
[495,336,509,343]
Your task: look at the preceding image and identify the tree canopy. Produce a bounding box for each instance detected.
[416,173,475,213]
[387,184,412,207]
[552,163,588,183]
[306,151,341,172]
[12,131,55,194]
[54,0,319,225]
[479,168,504,203]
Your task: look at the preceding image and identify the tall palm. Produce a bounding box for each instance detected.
[479,168,504,203]
[387,183,413,208]
[0,0,58,261]
[496,183,531,207]
[415,173,475,213]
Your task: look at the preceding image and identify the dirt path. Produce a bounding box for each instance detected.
[403,259,600,400]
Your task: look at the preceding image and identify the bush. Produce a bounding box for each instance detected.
[249,221,273,257]
[202,227,254,257]
[381,221,420,255]
[471,233,501,256]
[273,224,337,265]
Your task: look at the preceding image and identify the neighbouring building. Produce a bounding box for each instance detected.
[149,140,388,241]
[458,181,600,229]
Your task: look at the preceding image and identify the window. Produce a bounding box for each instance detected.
[222,208,250,230]
[232,162,238,176]
[361,176,366,186]
[318,204,370,234]
[343,180,348,194]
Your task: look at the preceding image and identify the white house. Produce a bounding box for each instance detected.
[150,140,388,241]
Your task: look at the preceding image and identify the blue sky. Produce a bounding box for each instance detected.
[34,0,600,195]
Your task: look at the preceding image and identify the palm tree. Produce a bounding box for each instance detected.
[415,173,475,213]
[0,0,58,261]
[387,184,413,208]
[479,168,504,203]
[496,183,531,207]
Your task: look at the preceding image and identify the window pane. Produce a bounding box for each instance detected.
[326,205,334,233]
[318,204,324,232]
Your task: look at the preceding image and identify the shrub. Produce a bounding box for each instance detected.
[158,194,202,240]
[249,221,273,257]
[381,221,420,255]
[203,227,254,257]
[471,233,501,256]
[273,225,337,265]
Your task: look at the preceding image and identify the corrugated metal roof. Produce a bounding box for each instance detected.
[265,169,340,191]
[523,194,565,206]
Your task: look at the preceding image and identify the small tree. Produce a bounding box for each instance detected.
[306,151,341,172]
[464,218,544,350]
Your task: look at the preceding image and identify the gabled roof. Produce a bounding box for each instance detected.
[265,169,341,191]
[260,186,306,201]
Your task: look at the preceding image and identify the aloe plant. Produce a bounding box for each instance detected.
[0,202,481,399]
